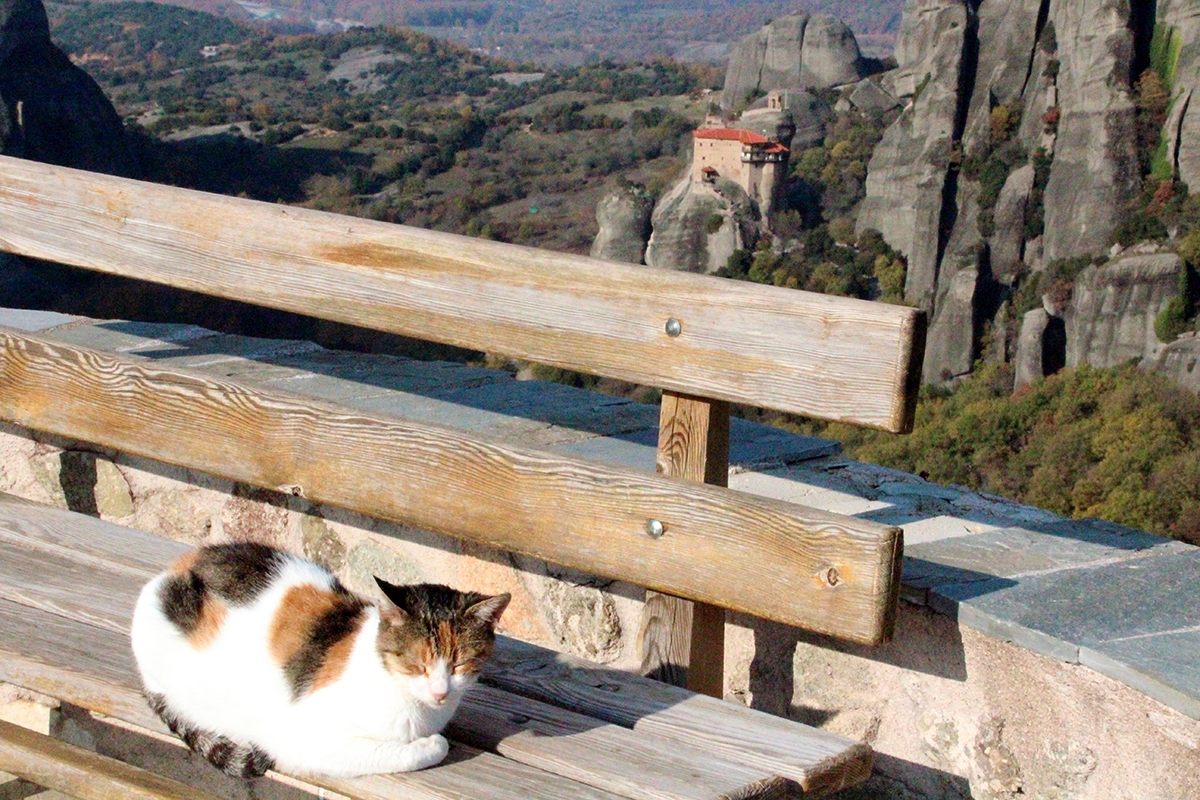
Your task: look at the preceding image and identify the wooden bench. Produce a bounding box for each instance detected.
[0,155,926,798]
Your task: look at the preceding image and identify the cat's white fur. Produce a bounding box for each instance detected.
[130,553,470,777]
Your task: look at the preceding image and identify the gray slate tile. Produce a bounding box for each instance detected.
[270,350,510,395]
[906,519,1181,587]
[0,309,77,331]
[140,334,322,367]
[43,320,215,353]
[1081,630,1200,720]
[931,549,1200,662]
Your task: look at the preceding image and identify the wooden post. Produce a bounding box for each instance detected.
[637,391,729,697]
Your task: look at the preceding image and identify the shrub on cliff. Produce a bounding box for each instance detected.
[775,362,1200,544]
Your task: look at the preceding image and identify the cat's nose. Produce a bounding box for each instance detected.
[431,689,448,704]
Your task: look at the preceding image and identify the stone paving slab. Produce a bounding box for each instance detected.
[269,350,510,396]
[40,319,216,353]
[554,421,841,472]
[906,519,1180,584]
[1080,630,1200,721]
[929,549,1200,700]
[0,308,78,332]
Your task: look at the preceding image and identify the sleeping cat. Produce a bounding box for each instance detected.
[130,542,509,779]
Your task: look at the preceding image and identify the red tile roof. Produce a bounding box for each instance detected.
[694,128,771,144]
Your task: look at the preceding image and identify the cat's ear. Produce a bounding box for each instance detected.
[374,577,410,621]
[466,593,510,628]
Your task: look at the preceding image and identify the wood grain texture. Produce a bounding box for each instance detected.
[0,492,189,577]
[0,156,924,430]
[0,330,902,643]
[449,685,787,800]
[317,744,630,800]
[0,718,226,800]
[640,392,728,695]
[487,637,873,796]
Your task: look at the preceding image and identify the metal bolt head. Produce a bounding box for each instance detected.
[664,318,682,337]
[646,519,665,538]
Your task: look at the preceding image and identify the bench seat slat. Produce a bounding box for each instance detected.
[0,492,190,575]
[0,328,901,645]
[486,639,873,796]
[0,718,225,800]
[451,685,787,800]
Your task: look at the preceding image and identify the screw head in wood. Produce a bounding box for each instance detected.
[646,519,665,538]
[664,318,682,337]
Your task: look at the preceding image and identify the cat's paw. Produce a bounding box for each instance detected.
[407,734,449,771]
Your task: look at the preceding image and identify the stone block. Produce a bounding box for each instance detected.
[1081,631,1200,720]
[345,538,424,595]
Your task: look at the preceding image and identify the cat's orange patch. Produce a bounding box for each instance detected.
[187,597,227,649]
[269,584,335,664]
[310,616,364,692]
[169,550,199,574]
[437,620,457,657]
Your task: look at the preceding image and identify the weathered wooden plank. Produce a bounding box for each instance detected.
[0,539,142,635]
[0,330,902,643]
[0,718,226,800]
[449,685,786,800]
[486,638,873,796]
[317,745,630,800]
[640,392,730,695]
[0,156,925,430]
[0,599,163,732]
[0,492,189,576]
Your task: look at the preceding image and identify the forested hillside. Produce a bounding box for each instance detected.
[69,0,904,63]
[48,1,716,252]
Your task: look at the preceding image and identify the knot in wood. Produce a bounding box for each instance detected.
[823,567,841,587]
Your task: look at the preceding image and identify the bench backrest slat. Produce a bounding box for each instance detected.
[0,328,901,645]
[0,156,924,431]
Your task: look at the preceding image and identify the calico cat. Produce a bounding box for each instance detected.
[130,542,509,779]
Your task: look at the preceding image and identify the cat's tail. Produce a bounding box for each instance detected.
[145,691,275,779]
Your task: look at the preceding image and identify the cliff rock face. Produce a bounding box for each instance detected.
[856,0,966,312]
[1154,334,1200,392]
[1040,0,1139,262]
[1066,253,1182,369]
[720,13,866,110]
[644,176,757,274]
[1159,0,1200,192]
[590,185,654,264]
[0,0,142,307]
[859,0,1148,383]
[0,0,140,176]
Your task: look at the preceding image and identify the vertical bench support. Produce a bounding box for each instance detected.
[637,391,729,698]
